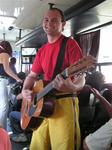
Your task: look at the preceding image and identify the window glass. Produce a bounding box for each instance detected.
[98,24,112,83]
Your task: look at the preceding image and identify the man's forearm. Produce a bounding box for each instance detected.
[22,75,36,90]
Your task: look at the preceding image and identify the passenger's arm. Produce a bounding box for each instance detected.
[2,53,21,82]
[91,88,112,118]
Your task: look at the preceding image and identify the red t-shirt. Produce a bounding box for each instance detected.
[32,35,82,81]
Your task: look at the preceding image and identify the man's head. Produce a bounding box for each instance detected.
[42,8,66,36]
[49,8,65,22]
[10,57,16,64]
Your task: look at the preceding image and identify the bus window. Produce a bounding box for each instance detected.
[97,24,112,83]
[21,48,36,74]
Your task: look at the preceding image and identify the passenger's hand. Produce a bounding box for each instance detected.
[22,89,33,102]
[16,93,23,100]
[91,88,102,99]
[16,78,23,83]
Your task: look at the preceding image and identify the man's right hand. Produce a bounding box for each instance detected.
[22,89,33,101]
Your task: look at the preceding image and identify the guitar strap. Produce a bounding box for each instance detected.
[52,37,68,80]
[51,37,81,149]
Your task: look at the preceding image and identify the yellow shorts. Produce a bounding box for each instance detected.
[30,96,80,150]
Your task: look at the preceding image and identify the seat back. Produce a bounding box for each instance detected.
[78,85,96,139]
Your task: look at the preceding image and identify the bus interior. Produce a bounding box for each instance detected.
[0,0,112,149]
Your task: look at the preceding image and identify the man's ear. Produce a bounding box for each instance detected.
[62,21,66,26]
[62,21,66,31]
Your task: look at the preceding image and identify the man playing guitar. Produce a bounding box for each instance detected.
[21,7,94,150]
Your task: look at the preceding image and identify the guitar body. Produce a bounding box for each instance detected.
[21,80,55,130]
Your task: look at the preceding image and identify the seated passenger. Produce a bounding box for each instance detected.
[83,88,112,150]
[86,71,105,91]
[9,91,32,143]
[85,71,111,130]
[92,88,112,130]
[83,119,112,150]
[8,72,32,143]
[8,72,26,116]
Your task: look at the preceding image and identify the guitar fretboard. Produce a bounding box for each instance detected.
[36,81,54,101]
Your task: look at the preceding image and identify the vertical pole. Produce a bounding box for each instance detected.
[20,46,22,71]
[3,33,5,41]
[19,29,22,39]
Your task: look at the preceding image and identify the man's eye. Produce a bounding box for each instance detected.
[43,18,60,23]
[52,19,59,23]
[43,19,48,22]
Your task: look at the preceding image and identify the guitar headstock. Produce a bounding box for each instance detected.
[67,55,96,77]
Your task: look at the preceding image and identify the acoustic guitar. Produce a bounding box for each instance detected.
[21,55,96,130]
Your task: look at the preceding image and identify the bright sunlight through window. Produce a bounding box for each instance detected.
[98,24,112,83]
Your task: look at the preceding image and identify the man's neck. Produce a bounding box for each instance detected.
[47,34,62,43]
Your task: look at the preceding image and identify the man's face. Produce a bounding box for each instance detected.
[42,10,65,36]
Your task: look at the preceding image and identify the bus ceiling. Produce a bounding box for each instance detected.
[15,0,112,48]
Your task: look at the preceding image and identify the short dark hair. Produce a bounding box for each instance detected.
[10,57,16,64]
[86,71,105,91]
[49,8,65,22]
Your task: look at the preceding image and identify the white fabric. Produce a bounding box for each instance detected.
[85,119,112,150]
[0,78,8,129]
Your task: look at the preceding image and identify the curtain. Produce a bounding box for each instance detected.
[77,30,100,59]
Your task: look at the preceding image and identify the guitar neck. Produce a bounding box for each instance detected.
[35,70,68,102]
[36,67,86,101]
[36,81,54,101]
[61,66,85,79]
[35,55,95,102]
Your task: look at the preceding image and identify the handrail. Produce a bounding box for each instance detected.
[97,62,112,66]
[96,62,112,72]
